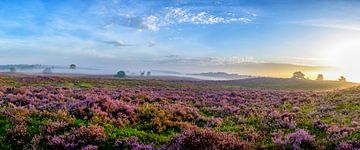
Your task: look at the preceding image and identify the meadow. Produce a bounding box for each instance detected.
[0,75,359,149]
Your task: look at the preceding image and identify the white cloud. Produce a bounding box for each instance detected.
[108,7,255,31]
[141,15,159,31]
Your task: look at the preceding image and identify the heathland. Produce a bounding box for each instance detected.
[0,74,358,149]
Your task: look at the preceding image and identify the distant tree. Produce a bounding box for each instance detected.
[146,71,151,76]
[42,68,52,74]
[115,71,126,78]
[338,76,347,82]
[70,64,76,69]
[9,67,16,73]
[140,71,145,76]
[316,74,324,81]
[291,71,306,80]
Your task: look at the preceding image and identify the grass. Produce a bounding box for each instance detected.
[217,78,358,91]
[103,123,176,147]
[61,82,93,89]
[0,74,358,91]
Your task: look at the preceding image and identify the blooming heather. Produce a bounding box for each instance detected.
[0,76,359,149]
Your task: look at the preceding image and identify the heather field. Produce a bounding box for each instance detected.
[0,75,359,150]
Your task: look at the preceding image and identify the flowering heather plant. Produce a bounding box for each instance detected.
[163,129,249,150]
[113,137,155,150]
[286,129,316,150]
[0,76,359,149]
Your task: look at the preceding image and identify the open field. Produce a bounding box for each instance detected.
[0,74,359,149]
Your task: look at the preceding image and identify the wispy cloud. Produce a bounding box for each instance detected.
[159,55,260,65]
[103,40,132,47]
[291,19,360,32]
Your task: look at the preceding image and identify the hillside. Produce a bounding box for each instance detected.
[204,77,358,91]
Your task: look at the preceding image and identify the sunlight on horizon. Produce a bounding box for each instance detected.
[322,36,360,82]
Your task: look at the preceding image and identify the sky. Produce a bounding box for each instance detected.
[0,0,360,81]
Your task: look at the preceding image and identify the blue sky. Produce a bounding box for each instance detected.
[0,0,360,80]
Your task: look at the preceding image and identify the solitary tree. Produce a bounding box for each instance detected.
[338,76,347,82]
[9,67,16,73]
[70,64,76,69]
[146,71,151,76]
[140,71,145,76]
[291,71,306,80]
[316,74,324,81]
[115,71,126,78]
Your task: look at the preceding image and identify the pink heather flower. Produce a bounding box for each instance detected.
[351,121,358,127]
[286,129,315,150]
[207,117,223,127]
[336,142,353,150]
[274,137,286,146]
[312,120,329,130]
[47,135,65,145]
[292,106,300,112]
[81,145,98,150]
[327,125,340,133]
[270,110,281,118]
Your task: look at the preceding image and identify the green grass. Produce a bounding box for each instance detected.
[103,123,176,147]
[61,82,93,89]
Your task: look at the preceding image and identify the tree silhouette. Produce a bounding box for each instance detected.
[9,67,16,73]
[115,71,126,78]
[316,74,324,81]
[70,64,76,69]
[338,76,346,82]
[291,71,306,80]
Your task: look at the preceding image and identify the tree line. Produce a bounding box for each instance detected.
[291,71,347,82]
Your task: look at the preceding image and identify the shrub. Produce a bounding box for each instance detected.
[164,129,249,150]
[115,71,126,78]
[286,129,316,150]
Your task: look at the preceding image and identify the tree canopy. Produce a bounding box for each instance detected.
[291,71,306,80]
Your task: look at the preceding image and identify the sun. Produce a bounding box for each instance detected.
[323,36,360,82]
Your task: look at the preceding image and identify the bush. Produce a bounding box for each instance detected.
[164,129,249,150]
[115,71,126,78]
[286,129,316,150]
[70,64,76,69]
